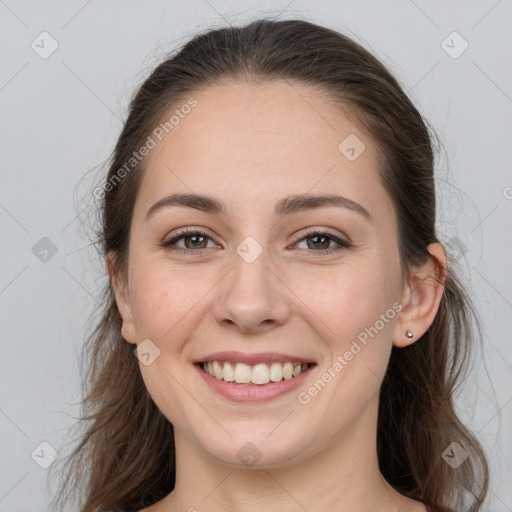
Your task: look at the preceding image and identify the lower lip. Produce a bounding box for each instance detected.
[195,363,316,402]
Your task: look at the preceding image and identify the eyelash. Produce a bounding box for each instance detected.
[161,228,351,256]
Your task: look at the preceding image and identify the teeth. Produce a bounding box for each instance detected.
[270,362,283,382]
[283,362,293,380]
[213,361,223,379]
[223,362,235,382]
[234,363,252,383]
[202,361,310,385]
[252,364,270,385]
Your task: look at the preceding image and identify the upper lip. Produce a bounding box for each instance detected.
[195,351,316,365]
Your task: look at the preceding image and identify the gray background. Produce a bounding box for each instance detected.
[1,0,511,510]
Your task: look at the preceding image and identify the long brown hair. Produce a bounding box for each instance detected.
[48,18,489,512]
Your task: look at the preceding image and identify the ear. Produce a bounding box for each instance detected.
[393,242,447,348]
[107,251,137,344]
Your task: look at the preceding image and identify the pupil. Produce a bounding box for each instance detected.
[310,235,328,249]
[188,235,204,248]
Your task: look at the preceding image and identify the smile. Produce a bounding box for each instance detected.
[201,361,311,385]
[195,351,317,401]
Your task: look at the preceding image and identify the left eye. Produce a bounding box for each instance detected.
[162,229,351,255]
[294,229,351,252]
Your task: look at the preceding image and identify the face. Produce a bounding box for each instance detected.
[113,80,407,468]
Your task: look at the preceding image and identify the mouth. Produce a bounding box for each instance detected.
[197,360,313,385]
[194,352,317,402]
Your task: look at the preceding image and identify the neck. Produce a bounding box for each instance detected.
[165,399,415,512]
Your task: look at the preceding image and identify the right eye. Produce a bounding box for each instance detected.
[161,229,219,255]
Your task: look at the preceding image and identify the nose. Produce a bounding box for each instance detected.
[213,247,291,334]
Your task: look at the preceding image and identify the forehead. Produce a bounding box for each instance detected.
[135,80,393,222]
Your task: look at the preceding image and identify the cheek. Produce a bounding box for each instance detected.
[327,261,400,397]
[129,249,194,312]
[294,255,400,393]
[128,259,225,375]
[293,255,400,340]
[133,279,201,341]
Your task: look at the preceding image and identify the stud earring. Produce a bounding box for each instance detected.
[405,330,414,339]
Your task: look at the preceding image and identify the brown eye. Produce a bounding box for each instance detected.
[162,228,351,256]
[294,229,351,254]
[162,230,217,254]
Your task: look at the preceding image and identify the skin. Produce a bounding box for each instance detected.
[109,79,446,512]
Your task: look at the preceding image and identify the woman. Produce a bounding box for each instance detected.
[50,18,489,512]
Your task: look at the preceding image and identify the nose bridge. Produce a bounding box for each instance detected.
[233,236,273,294]
[214,234,291,332]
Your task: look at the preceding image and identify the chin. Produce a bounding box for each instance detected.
[192,421,313,469]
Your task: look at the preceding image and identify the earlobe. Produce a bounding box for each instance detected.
[393,243,447,348]
[106,252,137,344]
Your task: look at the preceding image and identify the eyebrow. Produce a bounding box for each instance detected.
[144,192,374,223]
